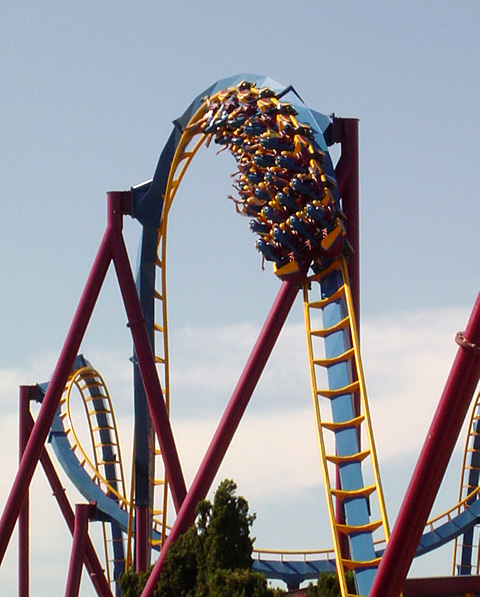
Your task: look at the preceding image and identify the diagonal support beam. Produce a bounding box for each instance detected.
[110,198,186,511]
[0,217,113,567]
[21,390,113,596]
[141,277,300,596]
[0,191,186,567]
[370,291,480,597]
[64,503,97,597]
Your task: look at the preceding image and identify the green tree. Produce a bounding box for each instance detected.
[154,525,202,596]
[198,478,256,573]
[117,567,149,597]
[118,479,285,596]
[205,568,280,597]
[306,570,356,597]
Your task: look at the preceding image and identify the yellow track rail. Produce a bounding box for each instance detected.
[153,84,375,595]
[59,366,169,582]
[152,109,209,545]
[303,256,390,596]
[60,366,129,586]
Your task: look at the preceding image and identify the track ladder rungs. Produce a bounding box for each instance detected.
[79,382,103,391]
[314,347,355,367]
[317,381,360,400]
[150,538,162,546]
[337,519,383,535]
[331,484,377,501]
[92,425,115,432]
[326,450,370,465]
[303,255,390,596]
[88,408,112,417]
[307,261,342,283]
[84,394,108,403]
[97,459,120,466]
[307,286,345,310]
[342,556,382,570]
[321,414,365,432]
[310,316,350,338]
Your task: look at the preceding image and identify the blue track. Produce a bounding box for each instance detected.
[47,410,480,589]
[45,75,480,589]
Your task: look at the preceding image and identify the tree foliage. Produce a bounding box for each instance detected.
[198,478,255,573]
[306,571,356,597]
[118,479,285,596]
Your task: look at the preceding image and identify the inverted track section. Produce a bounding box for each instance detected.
[56,363,128,589]
[304,257,389,596]
[48,358,165,592]
[152,79,369,596]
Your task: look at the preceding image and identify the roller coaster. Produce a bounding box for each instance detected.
[3,74,480,596]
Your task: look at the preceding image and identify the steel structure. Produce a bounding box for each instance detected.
[3,74,480,596]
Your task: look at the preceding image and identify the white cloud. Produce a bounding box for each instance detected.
[173,407,320,501]
[362,306,471,463]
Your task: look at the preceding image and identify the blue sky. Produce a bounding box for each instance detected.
[1,1,480,593]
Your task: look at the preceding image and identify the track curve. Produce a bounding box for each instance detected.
[45,355,163,593]
[131,75,480,594]
[44,75,480,594]
[46,357,480,589]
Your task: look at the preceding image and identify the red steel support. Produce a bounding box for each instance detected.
[0,191,186,573]
[0,211,113,566]
[333,117,360,560]
[32,413,113,597]
[403,574,480,596]
[334,117,360,325]
[141,278,300,596]
[18,386,35,597]
[370,291,480,597]
[65,503,95,597]
[109,204,187,511]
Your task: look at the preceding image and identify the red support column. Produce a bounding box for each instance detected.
[0,190,187,573]
[334,117,360,324]
[36,427,113,597]
[333,117,360,560]
[109,197,187,512]
[22,408,112,596]
[141,278,300,596]
[18,386,35,597]
[0,212,114,566]
[370,291,480,597]
[64,503,95,597]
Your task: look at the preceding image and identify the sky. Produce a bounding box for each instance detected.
[1,1,480,594]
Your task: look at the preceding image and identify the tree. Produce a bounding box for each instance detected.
[306,571,356,597]
[118,479,285,596]
[153,525,202,596]
[118,526,202,597]
[205,568,280,597]
[198,478,256,573]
